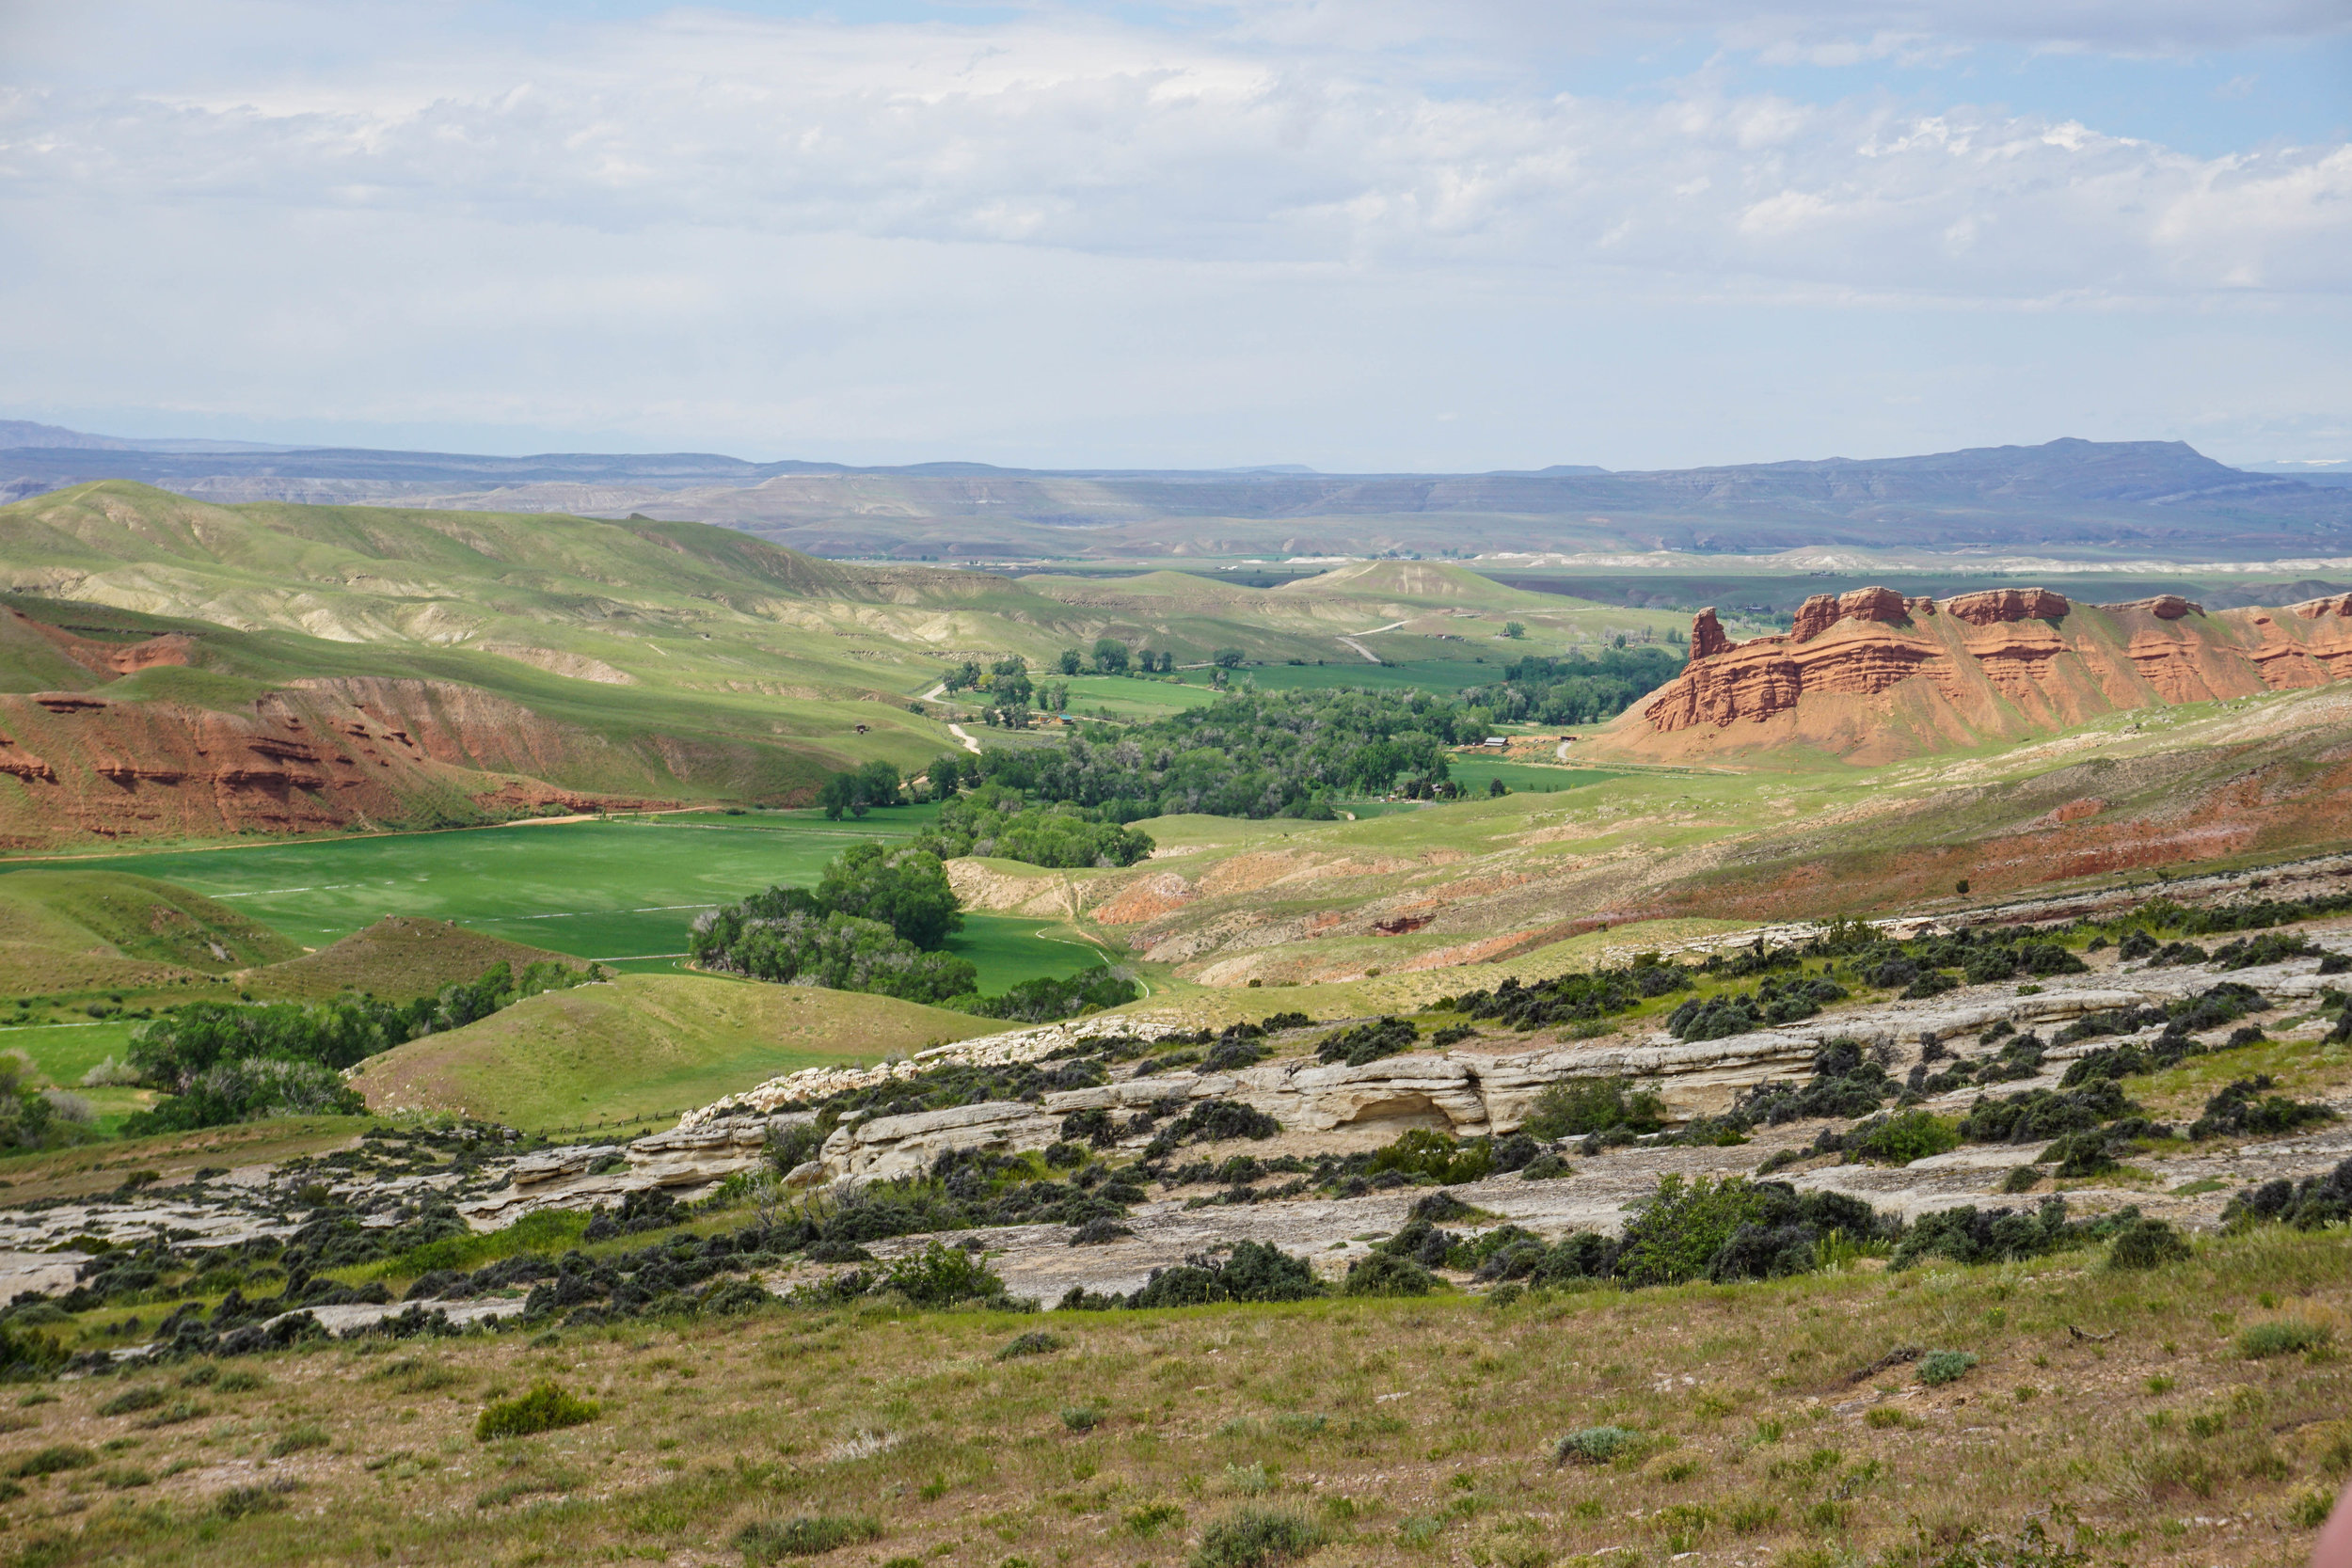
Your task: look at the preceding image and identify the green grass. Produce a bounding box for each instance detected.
[349,973,1003,1131]
[1441,759,1622,794]
[0,809,1012,971]
[1221,660,1506,693]
[0,1020,150,1132]
[1055,675,1217,721]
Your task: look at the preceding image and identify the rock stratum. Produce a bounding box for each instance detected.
[1608,586,2352,764]
[0,609,673,845]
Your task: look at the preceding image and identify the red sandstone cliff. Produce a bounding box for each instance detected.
[0,677,679,849]
[1602,586,2352,765]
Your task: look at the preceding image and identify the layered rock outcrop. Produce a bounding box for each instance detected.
[1615,585,2352,763]
[0,679,674,847]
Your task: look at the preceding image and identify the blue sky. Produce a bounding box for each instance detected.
[1,0,2346,470]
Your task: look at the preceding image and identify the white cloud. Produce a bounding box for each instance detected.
[2,12,2344,301]
[0,0,2345,466]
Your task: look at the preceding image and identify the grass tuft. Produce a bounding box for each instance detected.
[1189,1505,1327,1568]
[475,1381,601,1442]
[2240,1321,2331,1359]
[734,1514,885,1562]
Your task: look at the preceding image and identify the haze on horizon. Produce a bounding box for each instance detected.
[1,0,2348,474]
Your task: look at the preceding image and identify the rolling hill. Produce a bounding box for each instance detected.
[0,869,298,996]
[0,482,1663,848]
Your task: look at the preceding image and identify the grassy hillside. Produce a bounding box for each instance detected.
[5,1224,2344,1565]
[0,869,296,996]
[0,484,1700,851]
[348,973,1003,1131]
[1030,681,2352,991]
[246,916,588,1002]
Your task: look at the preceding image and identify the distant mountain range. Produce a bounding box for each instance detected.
[2,425,2344,561]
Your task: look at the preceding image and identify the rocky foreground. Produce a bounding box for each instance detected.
[8,907,2346,1342]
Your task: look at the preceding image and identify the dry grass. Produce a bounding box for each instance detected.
[2,1227,2347,1566]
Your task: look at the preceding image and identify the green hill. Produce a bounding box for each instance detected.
[246,915,589,1002]
[348,972,1004,1131]
[0,869,297,996]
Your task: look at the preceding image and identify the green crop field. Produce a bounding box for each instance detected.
[1054,673,1216,720]
[1232,658,1506,692]
[0,1018,147,1131]
[0,808,1083,993]
[1442,758,1622,793]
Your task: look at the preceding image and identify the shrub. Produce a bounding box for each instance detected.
[701,1277,775,1315]
[1060,1405,1104,1431]
[1190,1505,1326,1568]
[96,1385,167,1418]
[1524,1077,1663,1139]
[2107,1215,2192,1270]
[7,1445,96,1478]
[1314,1018,1422,1067]
[878,1242,1007,1307]
[735,1514,885,1562]
[2187,1077,2336,1141]
[0,1322,69,1382]
[1915,1351,1978,1386]
[1844,1109,1961,1164]
[1342,1253,1437,1297]
[2223,1156,2352,1230]
[1554,1426,1641,1465]
[1129,1241,1325,1307]
[1614,1175,1766,1288]
[475,1382,601,1442]
[1125,1500,1185,1537]
[1366,1128,1492,1185]
[997,1330,1063,1360]
[213,1481,292,1518]
[2240,1321,2331,1359]
[267,1424,330,1457]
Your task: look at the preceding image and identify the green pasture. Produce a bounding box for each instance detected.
[1228,658,1505,693]
[0,807,1087,994]
[1443,758,1622,793]
[1056,674,1216,720]
[0,1019,145,1131]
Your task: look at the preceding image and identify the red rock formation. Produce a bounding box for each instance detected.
[1626,587,2348,764]
[2099,595,2201,621]
[1790,585,1909,642]
[1690,607,1734,660]
[1945,587,2069,626]
[0,681,679,850]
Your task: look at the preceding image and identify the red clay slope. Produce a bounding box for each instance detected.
[0,638,674,849]
[1597,587,2352,765]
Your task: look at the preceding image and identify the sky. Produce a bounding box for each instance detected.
[1,0,2348,471]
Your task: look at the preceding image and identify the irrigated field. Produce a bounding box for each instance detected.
[0,809,1087,992]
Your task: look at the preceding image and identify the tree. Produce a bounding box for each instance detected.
[814,843,963,948]
[944,661,982,693]
[1212,647,1245,669]
[1092,638,1130,675]
[818,762,902,820]
[1058,648,1082,675]
[1487,777,1508,797]
[1502,622,1526,640]
[928,753,964,794]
